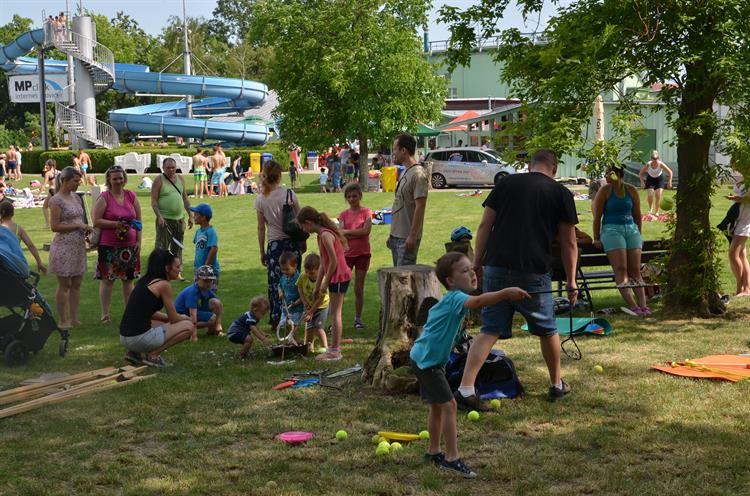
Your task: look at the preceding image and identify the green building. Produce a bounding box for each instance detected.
[427,39,679,179]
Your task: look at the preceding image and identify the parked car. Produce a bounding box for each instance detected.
[423,147,517,188]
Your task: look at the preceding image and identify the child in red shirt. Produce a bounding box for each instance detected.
[338,183,372,329]
[297,206,352,361]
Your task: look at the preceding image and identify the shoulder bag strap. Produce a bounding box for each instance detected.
[76,193,89,225]
[162,173,183,196]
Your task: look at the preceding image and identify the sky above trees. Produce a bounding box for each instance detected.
[0,0,567,42]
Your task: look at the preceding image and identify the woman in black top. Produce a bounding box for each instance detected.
[120,249,195,367]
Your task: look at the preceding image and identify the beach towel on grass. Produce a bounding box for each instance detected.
[521,317,613,336]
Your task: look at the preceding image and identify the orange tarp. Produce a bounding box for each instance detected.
[652,354,750,382]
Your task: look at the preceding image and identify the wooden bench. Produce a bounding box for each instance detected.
[552,240,669,310]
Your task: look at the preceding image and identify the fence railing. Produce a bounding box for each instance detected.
[43,20,115,83]
[428,32,548,54]
[55,102,120,149]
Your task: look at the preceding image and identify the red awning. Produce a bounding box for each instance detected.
[441,111,481,132]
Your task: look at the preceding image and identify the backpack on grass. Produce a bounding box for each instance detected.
[445,332,525,399]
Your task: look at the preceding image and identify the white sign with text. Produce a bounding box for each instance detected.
[8,74,69,103]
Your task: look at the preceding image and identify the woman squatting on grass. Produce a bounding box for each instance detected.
[297,206,351,361]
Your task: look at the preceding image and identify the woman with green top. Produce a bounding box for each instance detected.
[151,157,192,261]
[592,164,648,316]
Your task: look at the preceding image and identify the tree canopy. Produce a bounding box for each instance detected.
[440,0,750,314]
[251,0,445,182]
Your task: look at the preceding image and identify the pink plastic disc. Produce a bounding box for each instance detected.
[276,431,314,444]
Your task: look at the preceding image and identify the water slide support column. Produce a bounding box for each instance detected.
[37,48,49,150]
[71,16,96,149]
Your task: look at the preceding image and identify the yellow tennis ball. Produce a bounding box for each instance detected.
[467,410,480,421]
[390,442,403,451]
[375,445,390,457]
[336,430,348,441]
[378,441,391,451]
[371,434,382,445]
[490,399,501,409]
[594,365,604,374]
[419,430,429,440]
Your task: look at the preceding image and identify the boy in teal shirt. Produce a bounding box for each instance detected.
[190,203,219,290]
[410,252,528,479]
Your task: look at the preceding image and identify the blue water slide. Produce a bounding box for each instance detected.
[0,28,269,145]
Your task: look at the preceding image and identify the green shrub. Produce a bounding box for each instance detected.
[20,150,45,174]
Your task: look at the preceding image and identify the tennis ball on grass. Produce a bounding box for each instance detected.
[490,399,502,409]
[336,430,348,441]
[594,364,604,374]
[467,410,480,421]
[376,445,390,457]
[378,441,391,451]
[390,442,403,452]
[660,197,674,211]
[372,434,383,445]
[419,430,429,440]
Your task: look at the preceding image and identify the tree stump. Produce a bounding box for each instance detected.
[363,265,443,393]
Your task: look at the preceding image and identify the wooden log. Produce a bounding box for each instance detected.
[0,366,124,405]
[0,369,151,419]
[363,264,442,393]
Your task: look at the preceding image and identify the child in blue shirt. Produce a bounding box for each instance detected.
[190,203,219,290]
[277,251,305,342]
[228,295,271,359]
[319,167,328,193]
[410,252,528,479]
[175,265,224,336]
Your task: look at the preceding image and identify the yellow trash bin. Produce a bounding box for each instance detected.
[381,166,398,192]
[250,152,262,173]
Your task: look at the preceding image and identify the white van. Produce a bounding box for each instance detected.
[424,147,517,188]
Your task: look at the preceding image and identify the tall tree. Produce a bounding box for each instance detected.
[252,0,445,184]
[210,0,255,45]
[440,0,750,315]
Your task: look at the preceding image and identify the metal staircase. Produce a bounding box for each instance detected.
[44,21,119,149]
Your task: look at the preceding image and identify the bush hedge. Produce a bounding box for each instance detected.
[20,142,290,174]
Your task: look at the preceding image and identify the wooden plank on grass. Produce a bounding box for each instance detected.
[0,366,122,403]
[0,372,153,419]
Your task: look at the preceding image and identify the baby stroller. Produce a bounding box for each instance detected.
[0,228,67,366]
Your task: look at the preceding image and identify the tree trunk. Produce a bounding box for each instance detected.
[363,265,443,393]
[665,62,725,315]
[358,134,369,189]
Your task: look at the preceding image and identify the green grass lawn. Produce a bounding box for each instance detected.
[1,173,749,495]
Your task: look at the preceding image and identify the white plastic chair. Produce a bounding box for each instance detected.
[114,152,151,175]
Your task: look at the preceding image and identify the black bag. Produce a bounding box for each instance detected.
[717,202,741,242]
[445,349,525,399]
[282,189,309,242]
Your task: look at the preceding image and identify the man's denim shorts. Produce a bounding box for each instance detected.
[481,266,558,339]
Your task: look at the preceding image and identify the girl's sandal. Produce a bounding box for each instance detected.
[100,316,111,324]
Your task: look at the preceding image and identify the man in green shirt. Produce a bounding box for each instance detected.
[151,157,193,260]
[387,134,428,266]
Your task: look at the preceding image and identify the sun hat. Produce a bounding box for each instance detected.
[196,265,217,280]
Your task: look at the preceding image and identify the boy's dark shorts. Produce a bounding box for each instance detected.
[410,359,453,404]
[227,322,250,344]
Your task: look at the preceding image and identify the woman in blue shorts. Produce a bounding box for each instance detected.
[592,163,649,316]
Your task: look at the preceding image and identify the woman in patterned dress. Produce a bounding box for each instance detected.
[48,166,91,330]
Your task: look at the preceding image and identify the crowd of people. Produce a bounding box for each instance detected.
[2,134,750,477]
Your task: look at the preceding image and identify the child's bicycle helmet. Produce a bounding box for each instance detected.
[451,226,473,242]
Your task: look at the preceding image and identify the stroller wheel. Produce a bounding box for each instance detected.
[59,338,69,358]
[4,340,28,366]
